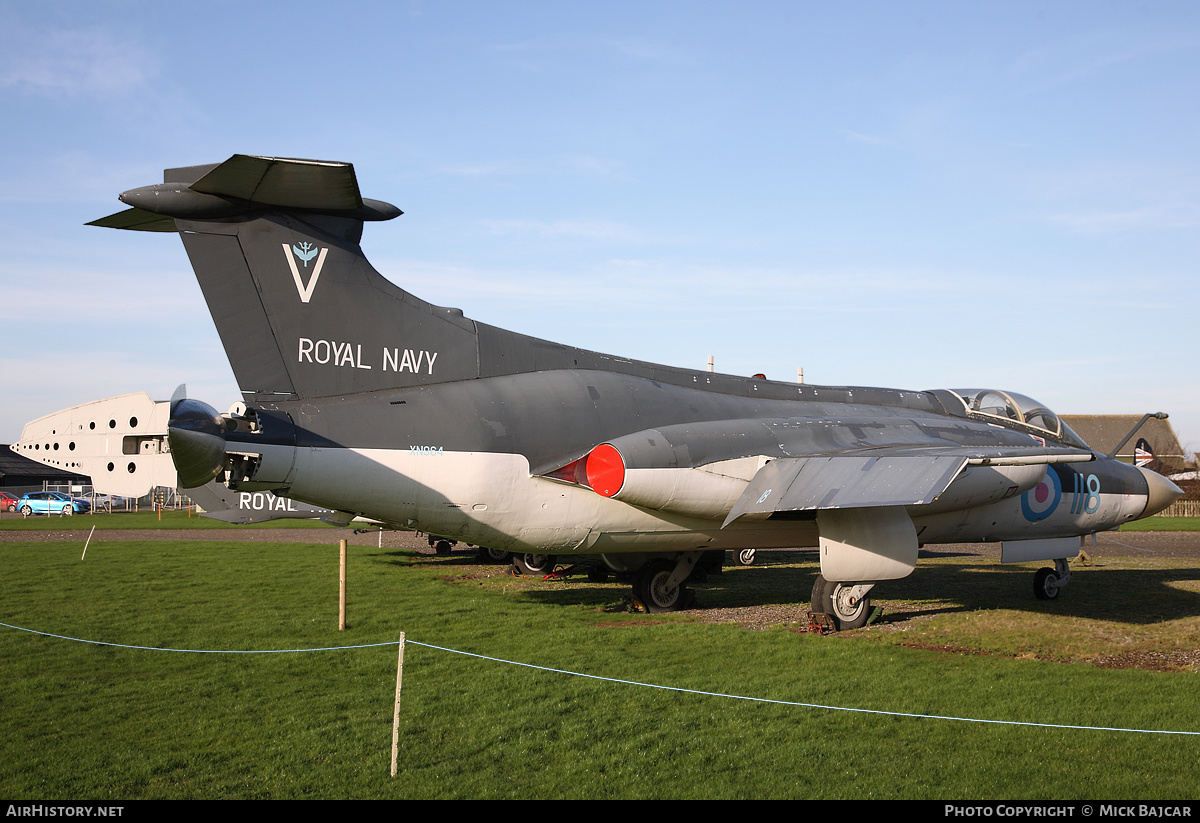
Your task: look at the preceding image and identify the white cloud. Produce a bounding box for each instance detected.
[440,154,623,178]
[0,270,199,324]
[0,24,153,97]
[840,129,891,146]
[479,218,645,242]
[1047,204,1200,233]
[1007,26,1196,94]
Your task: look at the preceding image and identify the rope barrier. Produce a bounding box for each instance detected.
[2,620,1196,737]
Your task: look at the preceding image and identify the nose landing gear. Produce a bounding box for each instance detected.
[1034,558,1072,601]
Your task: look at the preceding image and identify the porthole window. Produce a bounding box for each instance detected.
[129,417,138,428]
[127,462,136,473]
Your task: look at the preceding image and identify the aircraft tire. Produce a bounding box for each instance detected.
[812,574,871,631]
[635,558,689,613]
[1033,567,1060,601]
[434,539,453,556]
[512,553,556,576]
[735,549,757,566]
[810,574,828,613]
[477,546,512,564]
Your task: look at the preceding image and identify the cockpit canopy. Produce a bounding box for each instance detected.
[944,389,1090,449]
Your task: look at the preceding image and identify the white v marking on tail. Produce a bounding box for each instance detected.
[282,244,328,303]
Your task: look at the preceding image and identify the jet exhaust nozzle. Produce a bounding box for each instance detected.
[167,397,229,488]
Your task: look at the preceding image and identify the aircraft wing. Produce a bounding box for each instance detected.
[721,445,1092,527]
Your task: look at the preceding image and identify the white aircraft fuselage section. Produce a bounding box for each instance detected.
[11,392,176,497]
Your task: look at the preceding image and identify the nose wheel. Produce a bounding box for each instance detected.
[1033,558,1072,601]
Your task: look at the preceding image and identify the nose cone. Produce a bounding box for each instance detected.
[1138,466,1184,517]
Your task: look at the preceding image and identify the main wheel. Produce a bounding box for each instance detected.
[1033,567,1060,601]
[434,539,452,556]
[812,574,871,631]
[735,548,757,566]
[635,559,689,613]
[477,546,512,564]
[512,553,556,576]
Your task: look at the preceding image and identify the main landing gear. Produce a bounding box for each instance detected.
[511,553,558,576]
[810,574,875,631]
[477,546,513,564]
[426,535,456,555]
[734,548,757,566]
[633,553,702,613]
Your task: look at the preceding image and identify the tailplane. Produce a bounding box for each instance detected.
[90,155,481,401]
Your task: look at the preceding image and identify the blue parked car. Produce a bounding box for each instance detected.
[17,491,91,516]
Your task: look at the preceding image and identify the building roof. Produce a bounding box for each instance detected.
[1061,415,1184,468]
[0,446,90,484]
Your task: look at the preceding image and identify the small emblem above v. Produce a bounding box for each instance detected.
[283,243,328,303]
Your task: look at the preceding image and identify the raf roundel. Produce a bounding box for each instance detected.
[1021,468,1062,522]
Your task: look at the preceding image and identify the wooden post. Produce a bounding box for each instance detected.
[390,631,406,777]
[339,539,347,630]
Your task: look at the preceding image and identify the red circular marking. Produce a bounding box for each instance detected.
[1035,483,1049,504]
[585,444,625,497]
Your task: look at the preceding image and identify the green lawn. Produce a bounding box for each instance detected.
[0,508,333,530]
[1,537,1197,799]
[1119,515,1200,532]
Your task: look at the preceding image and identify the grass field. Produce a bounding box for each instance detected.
[0,509,332,530]
[1120,516,1200,532]
[1,529,1198,799]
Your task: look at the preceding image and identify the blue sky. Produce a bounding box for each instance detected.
[2,1,1197,456]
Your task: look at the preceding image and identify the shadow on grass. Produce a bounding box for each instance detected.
[508,555,1200,627]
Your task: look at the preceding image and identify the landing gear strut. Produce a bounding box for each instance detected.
[811,574,875,631]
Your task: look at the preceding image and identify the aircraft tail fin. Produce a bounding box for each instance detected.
[91,155,481,401]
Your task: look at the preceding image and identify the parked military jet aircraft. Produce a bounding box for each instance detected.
[87,155,1183,627]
